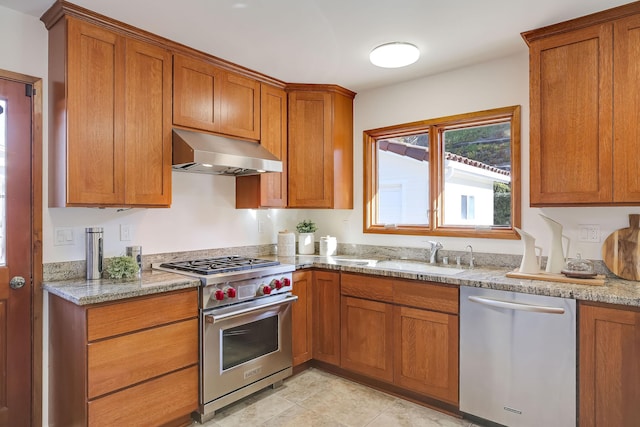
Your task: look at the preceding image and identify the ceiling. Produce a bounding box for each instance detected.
[0,0,633,91]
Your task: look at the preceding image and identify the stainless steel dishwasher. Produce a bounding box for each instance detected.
[460,287,576,427]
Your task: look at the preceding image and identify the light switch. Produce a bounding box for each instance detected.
[54,227,74,246]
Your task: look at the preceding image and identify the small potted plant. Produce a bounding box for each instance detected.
[105,256,140,280]
[296,219,318,255]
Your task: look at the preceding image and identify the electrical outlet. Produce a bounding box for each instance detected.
[120,224,132,241]
[258,220,264,233]
[578,224,600,243]
[53,227,74,246]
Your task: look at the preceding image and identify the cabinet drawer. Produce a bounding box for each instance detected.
[341,273,393,301]
[88,365,198,427]
[87,289,197,341]
[393,280,458,314]
[88,318,198,398]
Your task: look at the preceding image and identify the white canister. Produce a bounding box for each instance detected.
[277,230,296,257]
[319,236,337,256]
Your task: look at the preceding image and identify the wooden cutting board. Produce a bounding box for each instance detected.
[602,214,640,281]
[506,270,605,286]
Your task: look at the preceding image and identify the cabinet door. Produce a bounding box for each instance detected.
[292,271,312,366]
[88,365,198,427]
[613,15,640,203]
[579,303,640,427]
[341,296,394,383]
[66,18,125,205]
[288,91,333,208]
[220,71,261,140]
[236,84,287,208]
[394,306,458,405]
[529,24,613,205]
[312,270,341,365]
[173,53,222,133]
[123,38,172,206]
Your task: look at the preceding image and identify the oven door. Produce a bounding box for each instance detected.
[201,294,297,404]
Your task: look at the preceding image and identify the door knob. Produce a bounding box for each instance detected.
[9,276,26,289]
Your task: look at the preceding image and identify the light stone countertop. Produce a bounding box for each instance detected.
[43,270,201,305]
[44,255,640,307]
[288,255,640,308]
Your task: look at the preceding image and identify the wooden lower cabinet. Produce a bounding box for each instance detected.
[49,289,199,427]
[394,305,458,405]
[341,296,394,382]
[292,270,313,366]
[579,302,640,427]
[340,273,459,406]
[312,270,341,365]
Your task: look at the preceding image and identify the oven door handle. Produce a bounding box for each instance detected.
[206,295,298,324]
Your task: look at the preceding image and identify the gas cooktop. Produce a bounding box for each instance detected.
[159,255,280,275]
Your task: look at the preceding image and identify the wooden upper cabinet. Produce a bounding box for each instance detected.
[523,2,640,206]
[220,71,261,140]
[173,53,260,140]
[63,18,125,206]
[579,302,640,427]
[613,14,640,202]
[236,84,288,208]
[173,53,222,133]
[287,85,355,209]
[47,15,171,207]
[123,38,172,206]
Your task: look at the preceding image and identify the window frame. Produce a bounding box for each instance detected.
[363,105,521,239]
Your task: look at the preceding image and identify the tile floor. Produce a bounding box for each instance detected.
[194,368,482,427]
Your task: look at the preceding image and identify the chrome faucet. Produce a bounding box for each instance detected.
[466,245,475,268]
[428,241,443,264]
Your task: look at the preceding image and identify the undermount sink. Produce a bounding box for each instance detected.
[374,260,465,276]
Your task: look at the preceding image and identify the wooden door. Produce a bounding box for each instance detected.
[341,296,394,383]
[394,306,458,404]
[579,302,640,427]
[0,78,33,426]
[292,271,312,366]
[288,91,333,208]
[236,84,287,208]
[312,271,341,365]
[66,18,125,205]
[529,24,613,205]
[172,53,222,133]
[613,15,640,202]
[220,71,260,140]
[123,38,172,206]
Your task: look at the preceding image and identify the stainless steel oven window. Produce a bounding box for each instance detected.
[222,315,279,370]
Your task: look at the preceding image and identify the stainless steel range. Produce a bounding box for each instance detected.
[154,256,296,423]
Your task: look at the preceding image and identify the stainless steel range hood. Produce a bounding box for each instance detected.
[172,128,282,176]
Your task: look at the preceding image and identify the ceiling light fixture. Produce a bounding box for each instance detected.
[369,42,420,68]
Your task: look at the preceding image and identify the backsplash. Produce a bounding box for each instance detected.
[43,242,612,282]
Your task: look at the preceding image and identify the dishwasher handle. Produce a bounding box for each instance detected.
[468,295,565,314]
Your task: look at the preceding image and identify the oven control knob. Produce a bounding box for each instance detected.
[258,285,272,295]
[214,289,225,301]
[271,279,283,290]
[282,277,291,287]
[225,287,237,298]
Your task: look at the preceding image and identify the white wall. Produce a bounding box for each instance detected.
[311,51,640,261]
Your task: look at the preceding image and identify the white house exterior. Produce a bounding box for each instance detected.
[377,141,510,226]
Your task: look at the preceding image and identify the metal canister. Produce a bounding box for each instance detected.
[86,227,104,280]
[126,245,142,275]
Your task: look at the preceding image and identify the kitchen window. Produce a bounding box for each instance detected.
[363,105,521,238]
